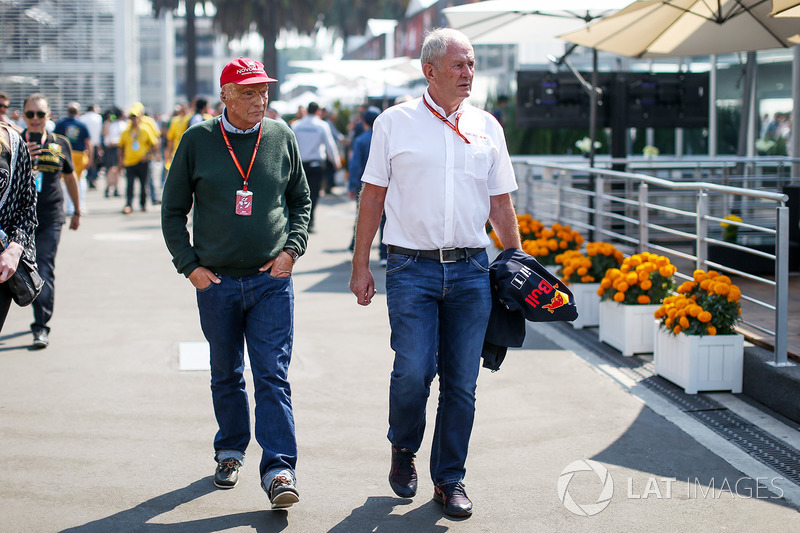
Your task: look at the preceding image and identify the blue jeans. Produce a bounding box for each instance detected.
[385,250,492,486]
[196,271,297,487]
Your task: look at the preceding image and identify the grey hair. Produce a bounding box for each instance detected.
[420,28,471,69]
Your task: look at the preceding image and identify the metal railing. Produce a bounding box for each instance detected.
[510,157,792,366]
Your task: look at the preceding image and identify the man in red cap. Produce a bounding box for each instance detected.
[161,57,311,509]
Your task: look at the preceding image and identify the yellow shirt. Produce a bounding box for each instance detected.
[164,114,188,170]
[165,112,213,170]
[140,115,161,140]
[119,124,158,167]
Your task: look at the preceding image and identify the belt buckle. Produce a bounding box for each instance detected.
[439,248,458,263]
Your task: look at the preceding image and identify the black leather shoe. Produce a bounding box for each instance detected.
[433,482,473,517]
[214,458,241,489]
[389,446,418,498]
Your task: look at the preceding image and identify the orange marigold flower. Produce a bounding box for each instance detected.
[706,325,717,335]
[714,283,729,296]
[640,279,653,291]
[693,270,706,283]
[615,282,629,292]
[597,288,605,296]
[728,286,741,302]
[698,311,712,323]
[600,278,612,289]
[679,316,690,329]
[677,281,695,293]
[638,295,651,304]
[613,292,625,302]
[673,325,682,334]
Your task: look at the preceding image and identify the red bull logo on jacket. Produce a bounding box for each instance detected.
[524,278,570,313]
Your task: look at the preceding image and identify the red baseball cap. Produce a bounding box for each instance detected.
[220,57,278,87]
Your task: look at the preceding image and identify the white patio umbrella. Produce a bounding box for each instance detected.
[441,0,632,45]
[559,0,800,58]
[771,0,800,17]
[289,58,422,88]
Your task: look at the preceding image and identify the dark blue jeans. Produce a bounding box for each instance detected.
[385,250,492,486]
[32,218,63,333]
[196,271,297,486]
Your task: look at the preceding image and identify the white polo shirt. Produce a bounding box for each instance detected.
[361,89,517,250]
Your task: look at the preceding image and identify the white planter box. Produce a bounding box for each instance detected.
[569,283,601,329]
[598,300,660,356]
[654,324,744,394]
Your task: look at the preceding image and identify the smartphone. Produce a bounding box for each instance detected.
[27,132,42,144]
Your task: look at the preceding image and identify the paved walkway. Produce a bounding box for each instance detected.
[1,187,799,532]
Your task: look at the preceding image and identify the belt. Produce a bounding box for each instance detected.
[387,245,484,264]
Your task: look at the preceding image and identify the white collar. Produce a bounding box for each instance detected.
[221,109,261,134]
[423,88,466,119]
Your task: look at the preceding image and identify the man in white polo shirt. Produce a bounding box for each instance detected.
[349,28,522,518]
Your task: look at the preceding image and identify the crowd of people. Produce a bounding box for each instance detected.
[1,28,522,518]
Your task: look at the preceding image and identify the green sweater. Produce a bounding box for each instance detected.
[161,117,311,277]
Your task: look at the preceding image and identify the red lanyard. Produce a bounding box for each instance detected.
[219,120,262,191]
[423,94,470,144]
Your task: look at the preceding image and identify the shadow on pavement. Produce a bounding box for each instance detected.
[591,408,795,509]
[327,496,452,532]
[59,478,290,532]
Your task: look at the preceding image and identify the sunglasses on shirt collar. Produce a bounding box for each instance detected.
[25,110,47,119]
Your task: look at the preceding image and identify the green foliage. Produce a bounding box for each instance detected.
[323,0,407,38]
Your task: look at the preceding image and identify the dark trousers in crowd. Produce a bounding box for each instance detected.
[324,160,335,194]
[32,218,63,334]
[125,161,150,210]
[302,161,324,231]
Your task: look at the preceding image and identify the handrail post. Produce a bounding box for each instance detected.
[557,170,566,222]
[696,191,708,270]
[770,206,791,366]
[595,175,606,240]
[638,183,649,253]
